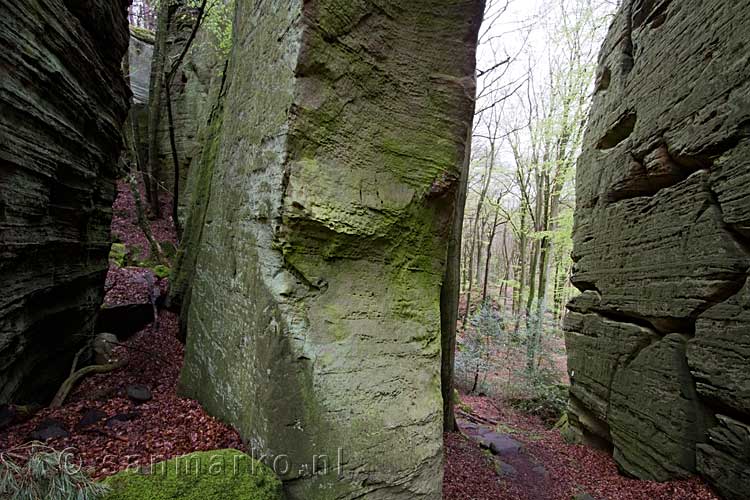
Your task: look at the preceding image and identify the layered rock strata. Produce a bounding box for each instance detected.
[566,1,750,498]
[0,0,130,402]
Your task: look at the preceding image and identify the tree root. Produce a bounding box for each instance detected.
[50,360,127,408]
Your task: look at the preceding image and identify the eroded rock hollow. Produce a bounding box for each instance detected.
[176,0,483,497]
[0,0,130,403]
[565,1,750,498]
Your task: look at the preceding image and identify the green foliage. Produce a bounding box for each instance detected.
[508,366,569,425]
[150,0,234,59]
[198,0,234,58]
[102,450,282,500]
[455,303,505,392]
[0,442,109,500]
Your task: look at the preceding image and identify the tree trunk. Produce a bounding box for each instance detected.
[481,206,500,303]
[440,126,472,433]
[461,217,476,327]
[127,172,168,266]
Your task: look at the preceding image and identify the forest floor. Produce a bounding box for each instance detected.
[0,181,243,477]
[444,394,720,500]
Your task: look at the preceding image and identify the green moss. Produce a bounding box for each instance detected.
[109,243,127,267]
[152,264,171,279]
[101,449,282,500]
[129,26,155,45]
[169,92,224,309]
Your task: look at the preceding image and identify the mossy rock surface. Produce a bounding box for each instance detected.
[109,243,127,267]
[102,449,283,500]
[129,25,155,44]
[152,264,171,279]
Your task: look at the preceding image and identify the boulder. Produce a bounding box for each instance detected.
[30,419,69,441]
[485,433,523,457]
[102,449,283,500]
[492,458,517,477]
[77,408,108,429]
[96,304,155,339]
[126,384,152,403]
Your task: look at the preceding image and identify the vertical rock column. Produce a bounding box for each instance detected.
[566,1,750,498]
[148,2,227,223]
[0,0,131,402]
[123,27,154,173]
[177,0,482,498]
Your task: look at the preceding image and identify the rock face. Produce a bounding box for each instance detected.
[148,3,226,223]
[566,1,750,498]
[176,0,482,498]
[123,27,154,172]
[0,1,130,403]
[128,28,155,106]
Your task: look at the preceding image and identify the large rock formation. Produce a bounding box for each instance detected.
[176,0,482,497]
[123,27,154,174]
[147,2,226,223]
[0,0,131,402]
[566,1,750,498]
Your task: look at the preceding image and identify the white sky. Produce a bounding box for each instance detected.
[469,0,619,202]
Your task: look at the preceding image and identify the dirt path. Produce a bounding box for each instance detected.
[444,394,719,500]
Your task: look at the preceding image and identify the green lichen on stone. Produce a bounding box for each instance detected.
[129,25,155,45]
[101,449,282,500]
[109,243,127,267]
[176,0,482,498]
[152,264,171,278]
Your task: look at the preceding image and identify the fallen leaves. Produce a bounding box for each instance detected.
[0,184,240,479]
[444,394,720,500]
[0,311,243,479]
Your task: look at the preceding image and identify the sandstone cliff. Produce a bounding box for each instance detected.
[123,27,154,176]
[175,0,483,497]
[566,1,750,498]
[0,0,130,403]
[147,2,226,224]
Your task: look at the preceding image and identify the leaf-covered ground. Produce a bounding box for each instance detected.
[0,311,243,479]
[0,181,241,478]
[444,394,720,500]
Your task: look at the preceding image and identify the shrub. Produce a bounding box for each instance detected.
[0,442,109,500]
[508,366,569,425]
[455,303,504,393]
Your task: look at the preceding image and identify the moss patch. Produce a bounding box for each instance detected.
[102,449,282,500]
[109,243,127,267]
[152,264,171,278]
[129,25,155,45]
